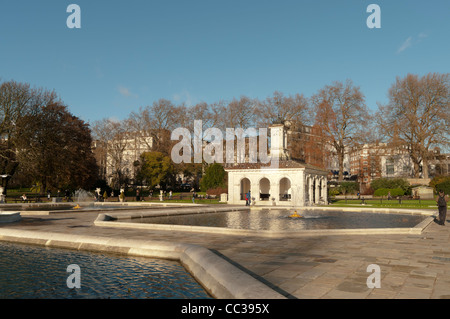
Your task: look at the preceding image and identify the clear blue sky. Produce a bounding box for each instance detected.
[1,0,449,124]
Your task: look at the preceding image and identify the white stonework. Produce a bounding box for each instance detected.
[226,124,328,207]
[226,163,328,207]
[269,124,289,161]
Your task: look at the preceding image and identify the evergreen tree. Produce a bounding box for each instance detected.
[200,163,226,192]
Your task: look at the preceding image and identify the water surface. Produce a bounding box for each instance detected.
[128,209,427,231]
[0,242,211,299]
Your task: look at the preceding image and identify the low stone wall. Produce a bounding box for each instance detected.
[0,228,285,299]
[95,206,437,237]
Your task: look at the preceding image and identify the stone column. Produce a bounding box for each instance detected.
[227,173,234,204]
[271,179,279,206]
[315,176,320,204]
[321,177,328,204]
[236,174,242,204]
[308,176,313,205]
[297,172,304,206]
[250,176,258,206]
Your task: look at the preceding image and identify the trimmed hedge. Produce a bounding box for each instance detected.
[435,180,450,195]
[373,188,405,197]
[370,178,410,194]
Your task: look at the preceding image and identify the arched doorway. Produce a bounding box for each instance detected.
[259,178,270,201]
[279,177,291,201]
[240,178,251,201]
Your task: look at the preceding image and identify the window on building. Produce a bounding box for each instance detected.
[386,158,395,175]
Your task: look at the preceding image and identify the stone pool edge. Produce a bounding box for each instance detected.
[94,207,437,237]
[0,228,285,299]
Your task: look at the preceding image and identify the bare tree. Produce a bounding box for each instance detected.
[256,91,309,128]
[91,118,132,189]
[169,101,224,188]
[253,91,311,162]
[376,73,450,178]
[311,80,369,181]
[220,96,258,130]
[127,99,186,156]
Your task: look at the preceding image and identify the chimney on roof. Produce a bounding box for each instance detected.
[270,123,289,161]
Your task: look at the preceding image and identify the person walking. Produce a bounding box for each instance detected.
[436,190,449,226]
[136,189,140,201]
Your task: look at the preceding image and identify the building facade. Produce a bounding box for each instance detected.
[349,143,414,186]
[226,124,328,207]
[100,133,153,187]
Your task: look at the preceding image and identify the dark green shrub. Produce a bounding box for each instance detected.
[373,188,404,197]
[200,163,226,192]
[338,181,359,195]
[371,178,410,193]
[435,180,450,195]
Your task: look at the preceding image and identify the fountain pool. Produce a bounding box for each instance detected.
[97,207,436,237]
[117,209,429,231]
[0,241,211,299]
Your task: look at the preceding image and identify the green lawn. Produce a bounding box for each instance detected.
[149,199,225,205]
[328,199,438,210]
[5,187,440,210]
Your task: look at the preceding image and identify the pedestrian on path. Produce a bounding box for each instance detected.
[136,189,140,201]
[436,190,449,225]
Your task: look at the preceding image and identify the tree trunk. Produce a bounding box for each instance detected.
[1,177,9,196]
[338,149,345,182]
[410,152,421,178]
[422,157,429,179]
[413,161,420,178]
[41,177,47,195]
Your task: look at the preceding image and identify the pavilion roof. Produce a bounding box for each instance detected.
[224,159,328,174]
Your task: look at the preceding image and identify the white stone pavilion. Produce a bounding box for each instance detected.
[225,124,328,207]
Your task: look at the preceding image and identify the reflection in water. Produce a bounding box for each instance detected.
[132,209,426,231]
[0,242,211,299]
[0,204,121,212]
[0,204,73,212]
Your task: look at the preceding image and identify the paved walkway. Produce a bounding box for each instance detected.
[1,207,449,299]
